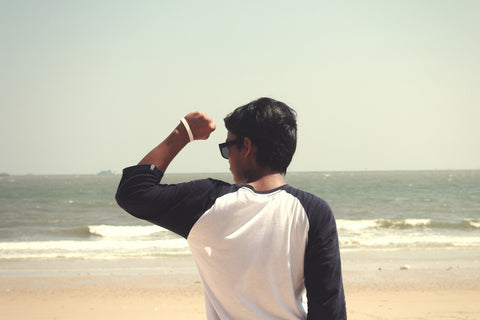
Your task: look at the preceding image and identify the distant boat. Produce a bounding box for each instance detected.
[97,170,114,176]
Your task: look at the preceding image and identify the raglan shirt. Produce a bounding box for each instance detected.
[116,164,346,320]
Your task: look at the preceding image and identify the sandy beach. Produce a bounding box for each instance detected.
[1,259,479,320]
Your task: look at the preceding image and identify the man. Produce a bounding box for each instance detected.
[116,97,347,319]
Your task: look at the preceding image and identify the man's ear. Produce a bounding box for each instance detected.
[243,137,257,158]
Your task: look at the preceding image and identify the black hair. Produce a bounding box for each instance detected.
[224,97,297,174]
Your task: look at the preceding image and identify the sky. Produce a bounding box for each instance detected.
[1,0,479,175]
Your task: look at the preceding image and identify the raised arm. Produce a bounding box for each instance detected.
[139,111,216,172]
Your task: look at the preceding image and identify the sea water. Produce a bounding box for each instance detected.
[1,171,479,274]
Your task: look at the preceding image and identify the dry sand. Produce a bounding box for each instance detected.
[1,267,479,319]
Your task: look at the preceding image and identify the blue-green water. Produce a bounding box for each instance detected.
[1,171,479,261]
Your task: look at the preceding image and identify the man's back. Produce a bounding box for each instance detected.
[188,184,309,319]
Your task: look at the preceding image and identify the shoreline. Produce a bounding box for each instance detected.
[2,247,478,276]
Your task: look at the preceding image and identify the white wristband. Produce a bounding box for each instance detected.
[180,118,194,142]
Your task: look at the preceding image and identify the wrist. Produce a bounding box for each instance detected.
[180,118,194,142]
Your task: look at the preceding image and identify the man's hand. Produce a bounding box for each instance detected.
[184,111,216,141]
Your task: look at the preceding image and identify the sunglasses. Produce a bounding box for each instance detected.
[218,138,243,159]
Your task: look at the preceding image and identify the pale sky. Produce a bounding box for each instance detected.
[1,0,479,175]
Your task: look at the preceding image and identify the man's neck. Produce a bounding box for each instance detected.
[247,172,286,191]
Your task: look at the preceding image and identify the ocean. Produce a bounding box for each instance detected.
[1,170,479,275]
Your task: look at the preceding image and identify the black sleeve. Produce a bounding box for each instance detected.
[303,194,347,319]
[115,164,232,238]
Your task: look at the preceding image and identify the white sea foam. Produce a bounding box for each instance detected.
[403,219,431,226]
[466,218,480,228]
[88,225,167,238]
[337,219,378,231]
[2,229,479,261]
[0,238,191,260]
[339,231,480,249]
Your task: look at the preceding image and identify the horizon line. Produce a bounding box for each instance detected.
[2,168,480,177]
